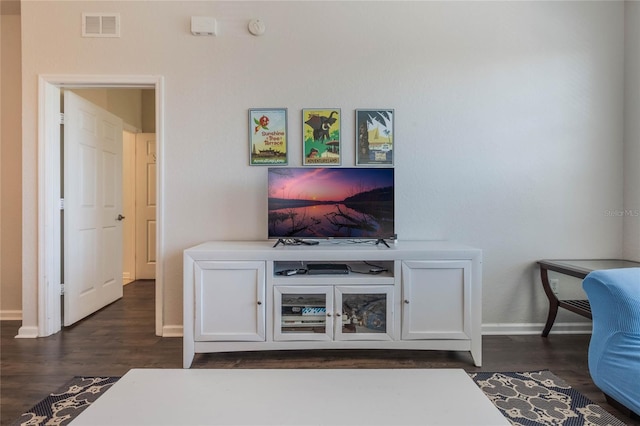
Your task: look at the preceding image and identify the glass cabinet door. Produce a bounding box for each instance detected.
[334,286,394,341]
[274,286,333,341]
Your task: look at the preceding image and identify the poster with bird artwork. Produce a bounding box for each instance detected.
[303,108,341,166]
[355,109,394,166]
[249,108,288,166]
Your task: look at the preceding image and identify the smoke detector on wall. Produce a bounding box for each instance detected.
[248,19,265,36]
[82,13,120,37]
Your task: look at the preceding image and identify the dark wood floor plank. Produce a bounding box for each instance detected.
[1,280,637,425]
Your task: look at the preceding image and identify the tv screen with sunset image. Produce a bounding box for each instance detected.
[268,168,394,240]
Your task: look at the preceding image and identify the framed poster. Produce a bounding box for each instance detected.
[356,109,394,166]
[302,108,341,165]
[249,108,288,166]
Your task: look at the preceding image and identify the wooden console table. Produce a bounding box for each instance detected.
[537,259,640,337]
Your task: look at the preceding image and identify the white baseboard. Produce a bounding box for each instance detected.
[5,320,591,339]
[162,325,183,337]
[159,323,589,338]
[16,325,39,338]
[0,310,22,321]
[482,322,592,335]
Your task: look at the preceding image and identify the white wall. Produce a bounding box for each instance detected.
[20,1,626,333]
[624,1,640,261]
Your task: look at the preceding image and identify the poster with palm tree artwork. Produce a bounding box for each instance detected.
[303,108,341,166]
[356,109,394,166]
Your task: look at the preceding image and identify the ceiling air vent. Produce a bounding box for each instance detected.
[82,13,120,38]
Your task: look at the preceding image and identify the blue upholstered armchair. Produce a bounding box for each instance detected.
[582,267,640,418]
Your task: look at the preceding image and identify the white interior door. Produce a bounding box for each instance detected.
[63,91,124,326]
[135,133,156,279]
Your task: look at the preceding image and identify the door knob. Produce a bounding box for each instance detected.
[116,214,126,221]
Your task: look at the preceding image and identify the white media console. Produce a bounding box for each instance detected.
[183,240,482,368]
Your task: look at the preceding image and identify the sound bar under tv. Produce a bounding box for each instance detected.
[307,264,349,275]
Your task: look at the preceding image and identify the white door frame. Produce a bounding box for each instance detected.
[37,74,164,337]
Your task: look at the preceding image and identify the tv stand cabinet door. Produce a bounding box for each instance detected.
[195,261,266,342]
[274,286,334,341]
[401,260,472,340]
[334,286,395,341]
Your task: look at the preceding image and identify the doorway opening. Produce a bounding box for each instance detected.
[61,88,157,325]
[36,75,164,337]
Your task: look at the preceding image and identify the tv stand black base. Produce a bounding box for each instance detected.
[376,239,391,248]
[273,238,319,248]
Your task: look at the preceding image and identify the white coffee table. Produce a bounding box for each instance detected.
[71,368,509,425]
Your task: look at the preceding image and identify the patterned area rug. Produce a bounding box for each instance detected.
[12,371,626,426]
[470,371,626,426]
[11,377,119,426]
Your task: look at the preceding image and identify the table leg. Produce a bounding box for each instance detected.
[540,267,559,337]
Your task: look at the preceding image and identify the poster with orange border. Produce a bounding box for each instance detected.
[302,108,341,166]
[249,108,288,166]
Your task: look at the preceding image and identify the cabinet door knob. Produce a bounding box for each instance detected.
[336,312,341,317]
[326,313,332,317]
[404,300,410,304]
[257,301,262,305]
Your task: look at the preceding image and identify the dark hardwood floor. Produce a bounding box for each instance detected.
[1,280,637,425]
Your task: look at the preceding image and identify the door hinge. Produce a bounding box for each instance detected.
[59,113,64,125]
[59,199,64,210]
[60,283,65,295]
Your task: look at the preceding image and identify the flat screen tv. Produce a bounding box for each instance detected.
[268,167,394,242]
